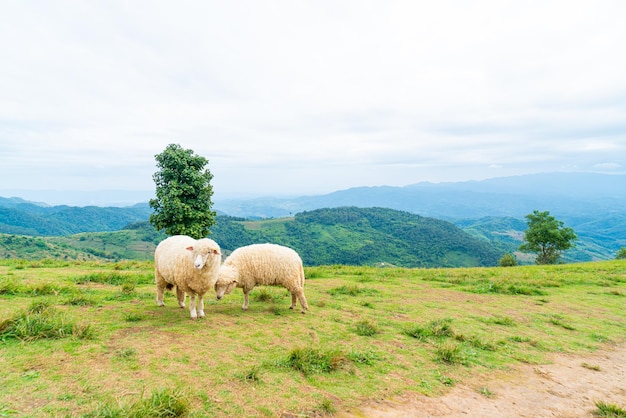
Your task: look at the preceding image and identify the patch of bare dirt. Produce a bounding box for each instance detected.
[339,344,626,417]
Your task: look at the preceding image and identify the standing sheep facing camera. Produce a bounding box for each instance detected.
[155,235,221,320]
[215,243,309,314]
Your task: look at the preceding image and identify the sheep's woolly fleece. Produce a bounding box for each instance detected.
[216,243,308,313]
[154,235,221,319]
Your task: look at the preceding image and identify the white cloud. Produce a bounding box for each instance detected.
[592,162,622,171]
[1,1,625,200]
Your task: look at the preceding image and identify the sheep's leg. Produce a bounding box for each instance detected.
[189,293,198,320]
[296,289,308,314]
[176,287,186,308]
[242,291,250,311]
[290,292,297,310]
[197,295,205,318]
[155,271,166,306]
[156,284,166,306]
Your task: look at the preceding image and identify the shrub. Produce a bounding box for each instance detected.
[499,253,517,267]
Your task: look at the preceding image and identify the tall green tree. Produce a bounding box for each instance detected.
[149,144,216,239]
[519,210,577,264]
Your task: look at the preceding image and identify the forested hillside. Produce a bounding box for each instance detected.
[213,207,502,267]
[0,207,503,268]
[0,197,152,235]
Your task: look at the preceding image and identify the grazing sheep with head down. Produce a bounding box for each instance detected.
[154,235,221,320]
[215,243,308,314]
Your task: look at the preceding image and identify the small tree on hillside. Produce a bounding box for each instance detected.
[149,144,216,239]
[519,210,577,265]
[617,247,626,260]
[499,252,517,267]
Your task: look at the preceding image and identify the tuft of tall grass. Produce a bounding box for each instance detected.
[252,288,283,304]
[403,318,454,340]
[315,398,336,414]
[0,301,93,341]
[0,278,73,297]
[121,282,136,294]
[236,365,262,383]
[114,348,137,359]
[347,348,381,365]
[0,277,23,295]
[0,404,18,416]
[123,312,144,322]
[85,388,189,418]
[487,315,516,326]
[127,388,190,417]
[470,280,547,296]
[74,272,133,286]
[281,347,347,376]
[594,400,626,417]
[547,314,576,331]
[435,341,465,365]
[64,294,98,306]
[328,285,379,297]
[354,319,378,336]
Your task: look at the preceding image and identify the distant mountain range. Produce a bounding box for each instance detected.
[1,172,624,263]
[214,172,626,219]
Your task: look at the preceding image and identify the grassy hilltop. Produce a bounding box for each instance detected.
[0,259,624,417]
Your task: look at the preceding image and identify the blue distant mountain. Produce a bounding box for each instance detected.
[213,172,626,220]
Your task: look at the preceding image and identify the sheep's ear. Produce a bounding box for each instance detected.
[213,249,221,255]
[186,246,194,251]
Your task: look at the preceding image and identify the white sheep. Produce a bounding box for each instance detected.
[214,243,309,314]
[154,235,221,320]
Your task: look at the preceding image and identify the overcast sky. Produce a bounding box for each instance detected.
[1,1,625,203]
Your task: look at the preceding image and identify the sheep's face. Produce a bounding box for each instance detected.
[215,266,238,300]
[186,245,221,270]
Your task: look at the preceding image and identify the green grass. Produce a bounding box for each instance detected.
[354,319,379,336]
[280,346,348,376]
[0,300,94,341]
[0,259,624,416]
[85,388,190,418]
[595,400,626,417]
